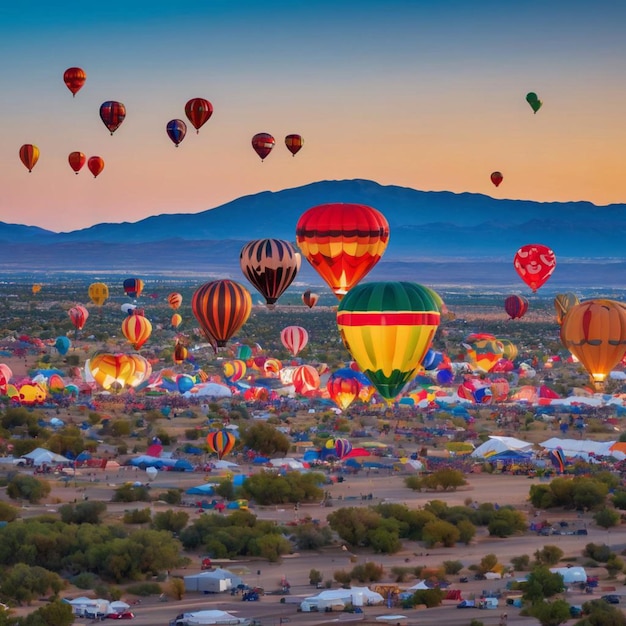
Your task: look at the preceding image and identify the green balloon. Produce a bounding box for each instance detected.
[526,92,542,114]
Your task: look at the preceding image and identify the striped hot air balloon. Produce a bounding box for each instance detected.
[337,282,440,402]
[240,239,301,309]
[334,438,353,460]
[192,280,252,348]
[89,353,137,391]
[123,278,144,299]
[302,290,319,309]
[554,292,579,325]
[121,311,152,350]
[206,430,236,460]
[68,305,89,331]
[100,100,126,135]
[292,364,320,395]
[504,295,529,320]
[327,368,362,411]
[223,360,247,382]
[168,292,183,310]
[280,326,309,357]
[296,203,389,299]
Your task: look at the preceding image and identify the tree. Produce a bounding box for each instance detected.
[59,501,107,524]
[0,564,65,605]
[309,569,322,585]
[169,577,185,601]
[594,507,620,529]
[522,566,564,604]
[422,520,460,548]
[152,510,189,534]
[577,600,626,625]
[457,518,476,545]
[528,599,571,626]
[443,560,463,575]
[511,554,530,571]
[6,475,51,504]
[478,553,498,575]
[534,545,564,566]
[21,599,74,626]
[488,508,527,537]
[240,422,290,456]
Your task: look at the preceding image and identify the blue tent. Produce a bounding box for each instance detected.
[186,484,215,495]
[174,459,194,471]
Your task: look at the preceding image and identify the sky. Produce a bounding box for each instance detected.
[2,0,626,232]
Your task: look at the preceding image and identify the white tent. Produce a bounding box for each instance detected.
[269,457,307,470]
[550,566,587,584]
[300,587,384,611]
[540,438,619,460]
[471,436,534,459]
[404,580,429,591]
[66,597,110,617]
[184,569,243,593]
[174,610,244,625]
[21,447,71,466]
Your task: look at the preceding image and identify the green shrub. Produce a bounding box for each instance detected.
[125,582,163,596]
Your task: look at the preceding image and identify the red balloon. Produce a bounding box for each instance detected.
[100,101,126,135]
[63,67,86,96]
[302,290,319,309]
[285,134,303,156]
[68,151,86,174]
[490,171,503,187]
[68,305,89,331]
[251,133,275,161]
[504,295,529,320]
[19,144,39,173]
[185,98,213,133]
[88,156,105,178]
[513,244,556,292]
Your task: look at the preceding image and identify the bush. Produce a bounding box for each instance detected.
[594,507,620,529]
[443,560,463,575]
[583,542,612,563]
[73,572,98,589]
[534,545,564,566]
[511,554,531,571]
[407,588,444,608]
[6,474,51,503]
[113,484,151,502]
[158,489,183,505]
[123,508,152,524]
[125,582,163,596]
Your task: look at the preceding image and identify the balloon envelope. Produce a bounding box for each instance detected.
[251,133,275,160]
[185,98,213,132]
[206,430,236,460]
[490,171,503,187]
[513,244,556,292]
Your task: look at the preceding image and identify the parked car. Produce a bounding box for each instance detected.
[107,612,135,620]
[569,605,583,617]
[601,595,620,604]
[457,600,476,609]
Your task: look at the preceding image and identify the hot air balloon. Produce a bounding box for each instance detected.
[206,430,236,460]
[192,280,252,348]
[122,311,153,350]
[499,338,518,361]
[63,67,86,96]
[19,144,39,172]
[526,92,542,114]
[560,299,626,389]
[240,239,301,308]
[280,326,309,357]
[513,244,556,292]
[334,438,352,460]
[68,151,86,174]
[100,101,126,135]
[89,353,137,390]
[292,364,321,395]
[127,354,152,388]
[88,282,109,306]
[54,336,71,355]
[68,305,89,331]
[166,119,187,147]
[185,98,213,133]
[504,295,529,320]
[337,282,440,402]
[462,333,504,373]
[88,156,105,178]
[31,284,42,295]
[327,368,361,411]
[121,303,137,316]
[251,133,275,161]
[168,292,183,310]
[458,378,493,404]
[285,134,303,156]
[223,360,246,382]
[302,290,319,309]
[554,292,580,325]
[171,313,182,329]
[173,342,188,364]
[490,171,503,187]
[124,278,144,299]
[296,203,390,299]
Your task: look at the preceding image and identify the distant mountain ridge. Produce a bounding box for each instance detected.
[0,179,624,286]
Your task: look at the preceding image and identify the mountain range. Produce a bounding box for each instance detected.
[2,179,625,288]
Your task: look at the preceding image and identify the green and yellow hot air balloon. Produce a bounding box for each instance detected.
[336,281,441,402]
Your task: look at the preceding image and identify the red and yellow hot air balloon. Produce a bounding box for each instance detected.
[280,326,309,357]
[19,144,39,172]
[462,333,504,373]
[100,101,126,135]
[88,282,109,306]
[68,151,86,174]
[171,313,182,329]
[206,430,236,460]
[185,98,213,133]
[127,354,152,388]
[122,311,152,350]
[337,282,440,402]
[63,67,86,96]
[292,364,321,395]
[302,290,319,309]
[240,239,301,309]
[251,133,275,160]
[223,360,247,382]
[504,295,529,320]
[88,156,105,178]
[296,203,390,299]
[89,353,136,391]
[168,292,183,310]
[560,299,626,389]
[173,342,188,364]
[124,278,144,299]
[513,244,556,292]
[554,292,579,325]
[327,368,361,412]
[192,280,252,348]
[285,134,303,156]
[68,305,89,331]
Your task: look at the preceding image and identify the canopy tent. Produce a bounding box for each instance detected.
[21,447,71,466]
[550,566,587,584]
[300,587,384,612]
[540,438,622,461]
[471,436,534,459]
[174,610,243,625]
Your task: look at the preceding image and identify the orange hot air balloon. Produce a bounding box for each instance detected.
[223,360,246,382]
[89,353,136,390]
[251,133,275,161]
[31,284,42,295]
[490,171,503,187]
[185,98,213,133]
[560,299,626,389]
[127,354,152,388]
[173,342,188,364]
[88,156,105,178]
[68,305,89,331]
[171,313,182,329]
[327,368,361,412]
[302,290,319,309]
[513,244,556,292]
[122,311,153,350]
[168,292,183,310]
[192,279,252,348]
[19,144,39,172]
[88,282,109,306]
[285,134,303,156]
[292,364,321,395]
[296,203,390,299]
[240,239,301,309]
[206,430,236,460]
[68,151,86,174]
[63,67,86,96]
[100,101,126,135]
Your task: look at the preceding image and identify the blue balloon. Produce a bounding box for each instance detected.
[54,336,71,355]
[177,374,195,394]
